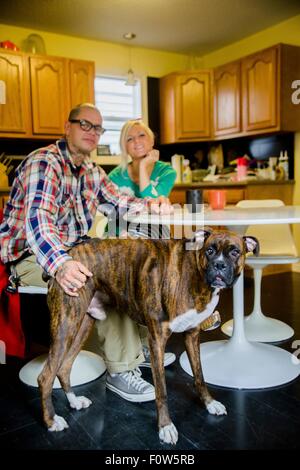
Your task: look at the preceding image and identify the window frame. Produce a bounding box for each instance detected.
[94,74,142,155]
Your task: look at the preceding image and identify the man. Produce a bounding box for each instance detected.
[0,103,174,402]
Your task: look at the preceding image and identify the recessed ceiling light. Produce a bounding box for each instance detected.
[123,32,136,40]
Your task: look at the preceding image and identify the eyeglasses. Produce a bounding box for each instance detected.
[69,119,106,136]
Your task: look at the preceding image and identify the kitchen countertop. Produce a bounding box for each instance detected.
[174,179,294,188]
[0,179,294,194]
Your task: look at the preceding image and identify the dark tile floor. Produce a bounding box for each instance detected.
[1,272,300,456]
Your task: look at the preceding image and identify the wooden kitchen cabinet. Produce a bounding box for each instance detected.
[214,60,241,136]
[214,44,300,137]
[169,181,293,206]
[170,186,245,205]
[30,56,69,135]
[0,50,31,137]
[242,44,300,133]
[242,46,278,132]
[0,49,95,138]
[69,59,95,108]
[160,70,212,144]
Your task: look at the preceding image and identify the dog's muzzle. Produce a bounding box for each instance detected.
[206,259,237,289]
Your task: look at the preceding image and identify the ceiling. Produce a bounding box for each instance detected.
[1,0,300,55]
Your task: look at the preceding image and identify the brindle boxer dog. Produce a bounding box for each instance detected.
[38,228,259,445]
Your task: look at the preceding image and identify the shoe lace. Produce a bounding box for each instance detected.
[121,367,150,392]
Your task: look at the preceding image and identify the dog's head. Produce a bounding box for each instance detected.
[194,228,259,289]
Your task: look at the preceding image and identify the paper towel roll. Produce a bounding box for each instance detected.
[171,154,183,183]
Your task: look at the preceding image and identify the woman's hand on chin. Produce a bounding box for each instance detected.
[141,149,159,167]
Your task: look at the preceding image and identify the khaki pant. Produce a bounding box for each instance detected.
[15,255,147,374]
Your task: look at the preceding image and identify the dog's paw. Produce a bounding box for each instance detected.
[206,400,227,416]
[48,414,69,432]
[66,392,92,410]
[159,422,178,445]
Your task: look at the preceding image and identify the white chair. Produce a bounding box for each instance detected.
[221,199,299,342]
[18,285,106,388]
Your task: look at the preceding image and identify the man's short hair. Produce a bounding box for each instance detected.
[68,103,101,121]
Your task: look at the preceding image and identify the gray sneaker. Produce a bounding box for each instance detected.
[106,367,155,402]
[140,346,176,368]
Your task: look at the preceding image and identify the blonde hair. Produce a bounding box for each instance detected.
[119,120,155,170]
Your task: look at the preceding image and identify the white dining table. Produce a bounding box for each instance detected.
[125,205,300,389]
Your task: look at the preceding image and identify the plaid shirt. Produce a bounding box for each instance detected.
[0,139,147,277]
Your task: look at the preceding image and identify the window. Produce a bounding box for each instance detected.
[94,76,142,155]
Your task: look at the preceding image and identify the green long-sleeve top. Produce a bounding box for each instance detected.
[108,161,176,199]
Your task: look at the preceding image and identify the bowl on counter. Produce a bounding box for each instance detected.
[191,169,209,182]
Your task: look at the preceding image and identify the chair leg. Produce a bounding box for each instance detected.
[221,263,294,342]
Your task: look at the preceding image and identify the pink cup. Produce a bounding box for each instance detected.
[209,190,226,210]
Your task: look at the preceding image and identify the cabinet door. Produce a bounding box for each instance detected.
[175,72,212,140]
[242,47,278,131]
[30,56,69,135]
[0,51,31,135]
[69,59,95,107]
[214,61,241,136]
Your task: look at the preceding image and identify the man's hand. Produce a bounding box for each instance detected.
[55,260,93,297]
[148,196,173,215]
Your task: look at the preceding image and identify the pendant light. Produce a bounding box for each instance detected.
[123,33,137,86]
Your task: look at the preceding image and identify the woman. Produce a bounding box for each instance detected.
[108,119,176,238]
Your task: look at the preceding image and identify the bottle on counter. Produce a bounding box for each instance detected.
[268,156,277,181]
[278,151,289,180]
[283,150,289,180]
[182,159,192,183]
[237,156,248,181]
[171,154,184,183]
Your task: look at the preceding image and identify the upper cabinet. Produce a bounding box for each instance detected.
[214,44,300,138]
[214,60,241,136]
[0,50,32,136]
[0,49,95,138]
[69,59,95,108]
[160,44,300,143]
[242,46,278,132]
[30,56,69,135]
[160,71,212,144]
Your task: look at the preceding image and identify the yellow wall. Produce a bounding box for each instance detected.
[200,13,300,257]
[0,23,187,120]
[200,14,300,68]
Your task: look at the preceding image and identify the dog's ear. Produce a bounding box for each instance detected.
[194,227,213,246]
[243,236,260,255]
[185,227,213,251]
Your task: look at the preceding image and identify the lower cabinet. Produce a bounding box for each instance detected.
[169,183,293,205]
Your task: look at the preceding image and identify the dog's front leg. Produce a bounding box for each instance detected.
[184,327,227,416]
[147,322,178,445]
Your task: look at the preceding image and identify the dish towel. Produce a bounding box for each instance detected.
[0,209,25,358]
